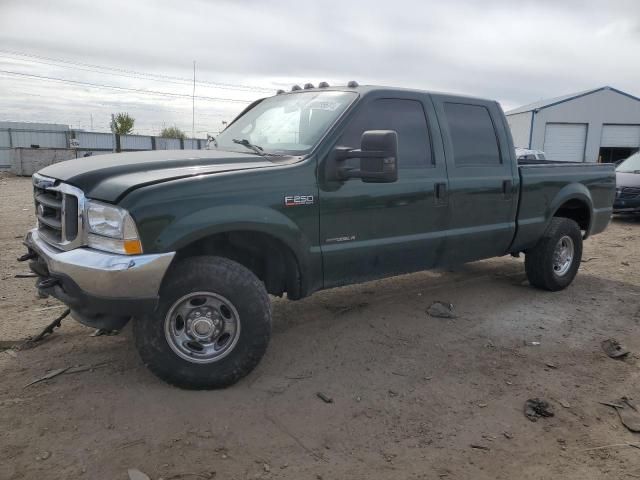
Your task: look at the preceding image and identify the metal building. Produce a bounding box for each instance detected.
[506,86,640,163]
[1,121,207,170]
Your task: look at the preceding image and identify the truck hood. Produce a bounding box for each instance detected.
[38,149,288,202]
[616,171,640,188]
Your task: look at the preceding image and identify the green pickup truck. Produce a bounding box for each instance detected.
[22,83,616,389]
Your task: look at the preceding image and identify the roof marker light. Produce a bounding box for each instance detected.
[291,84,302,91]
[318,81,330,88]
[304,83,315,89]
[276,89,285,94]
[347,80,359,88]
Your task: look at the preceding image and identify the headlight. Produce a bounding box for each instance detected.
[85,200,143,255]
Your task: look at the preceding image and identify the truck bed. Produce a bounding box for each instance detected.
[510,161,616,252]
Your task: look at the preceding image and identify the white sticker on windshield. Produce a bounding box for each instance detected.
[310,101,340,111]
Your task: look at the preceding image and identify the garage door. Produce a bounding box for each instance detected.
[601,125,640,148]
[543,123,587,162]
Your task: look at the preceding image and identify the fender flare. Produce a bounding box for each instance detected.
[547,183,593,237]
[154,204,313,293]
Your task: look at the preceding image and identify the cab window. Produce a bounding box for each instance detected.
[339,98,432,168]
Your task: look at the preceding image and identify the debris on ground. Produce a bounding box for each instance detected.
[316,392,333,403]
[23,363,109,388]
[24,367,70,388]
[35,451,51,461]
[523,341,541,346]
[601,338,630,359]
[582,257,599,263]
[427,301,456,319]
[128,469,151,480]
[21,309,71,348]
[65,363,110,375]
[117,439,145,450]
[545,362,558,369]
[558,399,571,408]
[90,328,120,337]
[14,272,38,278]
[470,444,491,451]
[601,397,640,433]
[524,398,554,422]
[581,443,640,452]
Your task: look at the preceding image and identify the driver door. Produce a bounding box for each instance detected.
[318,94,450,288]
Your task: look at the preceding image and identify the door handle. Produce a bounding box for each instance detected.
[503,179,513,199]
[434,182,447,204]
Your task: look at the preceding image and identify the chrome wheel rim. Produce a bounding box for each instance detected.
[552,235,575,277]
[164,292,241,364]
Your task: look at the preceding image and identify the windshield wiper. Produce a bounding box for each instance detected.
[232,138,265,156]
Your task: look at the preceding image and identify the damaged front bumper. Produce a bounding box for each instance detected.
[23,229,175,329]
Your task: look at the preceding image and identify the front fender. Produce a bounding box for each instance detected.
[153,204,313,271]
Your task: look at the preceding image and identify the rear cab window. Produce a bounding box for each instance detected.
[443,103,502,166]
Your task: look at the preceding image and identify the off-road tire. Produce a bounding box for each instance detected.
[133,256,271,389]
[525,217,582,291]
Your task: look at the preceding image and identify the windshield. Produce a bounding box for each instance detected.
[214,91,357,156]
[617,152,640,172]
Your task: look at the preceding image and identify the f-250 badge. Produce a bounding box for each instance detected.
[284,195,314,207]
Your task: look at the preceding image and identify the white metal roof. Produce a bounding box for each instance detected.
[505,86,640,116]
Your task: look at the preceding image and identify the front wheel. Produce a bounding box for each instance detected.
[525,217,583,291]
[133,256,271,389]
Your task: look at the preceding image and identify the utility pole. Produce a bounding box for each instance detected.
[110,113,117,152]
[90,113,93,131]
[192,60,196,141]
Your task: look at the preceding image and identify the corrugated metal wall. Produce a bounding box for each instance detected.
[121,134,153,150]
[156,137,181,150]
[184,138,199,149]
[0,122,207,170]
[77,132,113,150]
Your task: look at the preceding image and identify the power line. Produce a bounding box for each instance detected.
[0,53,213,89]
[3,95,236,119]
[0,69,255,103]
[0,49,274,93]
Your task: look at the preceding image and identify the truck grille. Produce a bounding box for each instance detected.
[33,173,84,250]
[618,187,640,199]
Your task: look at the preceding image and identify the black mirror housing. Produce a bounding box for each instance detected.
[359,130,398,183]
[332,130,399,183]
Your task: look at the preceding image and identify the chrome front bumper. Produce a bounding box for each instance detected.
[25,229,175,299]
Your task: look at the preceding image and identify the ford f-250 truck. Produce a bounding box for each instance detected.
[22,83,616,389]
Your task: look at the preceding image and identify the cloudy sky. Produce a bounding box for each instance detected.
[1,0,639,137]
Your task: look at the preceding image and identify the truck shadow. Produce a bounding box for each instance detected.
[271,256,639,335]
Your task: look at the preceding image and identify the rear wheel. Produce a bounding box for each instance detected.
[133,256,271,389]
[525,217,583,291]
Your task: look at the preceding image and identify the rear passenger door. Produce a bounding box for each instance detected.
[432,96,518,263]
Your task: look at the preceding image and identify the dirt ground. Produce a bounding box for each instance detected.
[1,174,639,480]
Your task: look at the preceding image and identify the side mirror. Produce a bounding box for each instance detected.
[332,130,398,183]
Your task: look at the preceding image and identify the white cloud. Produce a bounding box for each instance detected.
[0,0,638,134]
